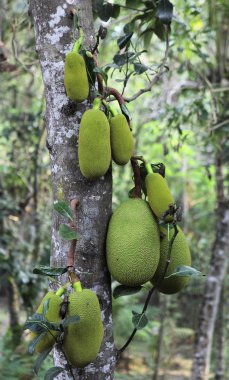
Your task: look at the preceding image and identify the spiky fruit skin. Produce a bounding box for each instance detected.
[63,289,104,368]
[151,226,191,294]
[106,198,160,287]
[78,109,111,179]
[64,51,89,102]
[110,114,134,165]
[145,173,175,222]
[29,291,62,353]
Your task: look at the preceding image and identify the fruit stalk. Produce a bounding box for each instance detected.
[162,223,179,279]
[72,29,84,53]
[130,158,142,198]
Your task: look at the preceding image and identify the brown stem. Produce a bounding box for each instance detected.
[130,158,142,198]
[106,86,126,107]
[93,55,104,96]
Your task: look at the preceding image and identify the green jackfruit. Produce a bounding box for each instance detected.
[110,114,134,165]
[78,109,111,179]
[63,289,104,368]
[106,198,160,287]
[64,51,89,102]
[29,291,62,353]
[145,172,175,222]
[151,226,191,294]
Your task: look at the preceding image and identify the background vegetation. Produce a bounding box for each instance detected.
[0,0,228,379]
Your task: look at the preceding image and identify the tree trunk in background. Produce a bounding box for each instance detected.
[214,286,225,380]
[29,1,116,379]
[6,275,21,346]
[191,154,229,380]
[152,295,167,380]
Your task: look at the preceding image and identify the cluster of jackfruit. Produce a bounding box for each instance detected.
[78,102,134,180]
[106,171,192,295]
[27,284,103,368]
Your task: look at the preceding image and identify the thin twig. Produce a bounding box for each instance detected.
[124,26,170,103]
[118,286,156,354]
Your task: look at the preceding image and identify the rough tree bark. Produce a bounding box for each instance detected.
[191,153,229,380]
[29,0,116,379]
[214,286,225,380]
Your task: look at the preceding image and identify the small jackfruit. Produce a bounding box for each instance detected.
[145,172,175,222]
[29,291,62,353]
[63,289,104,368]
[151,226,191,294]
[106,198,160,287]
[64,51,89,102]
[78,109,111,179]
[110,114,134,165]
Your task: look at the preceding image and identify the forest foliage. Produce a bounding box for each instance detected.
[0,0,228,379]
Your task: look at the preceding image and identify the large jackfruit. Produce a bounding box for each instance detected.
[106,198,160,286]
[29,291,62,353]
[63,289,104,368]
[64,51,89,102]
[151,226,191,294]
[110,114,134,165]
[78,109,111,179]
[145,172,175,222]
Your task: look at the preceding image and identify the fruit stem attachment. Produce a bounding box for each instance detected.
[145,162,153,174]
[93,97,102,110]
[102,100,119,117]
[72,28,84,53]
[56,284,69,297]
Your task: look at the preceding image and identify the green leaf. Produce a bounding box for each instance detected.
[53,201,73,221]
[28,332,46,355]
[33,347,53,375]
[82,50,96,86]
[134,63,149,75]
[33,266,68,277]
[59,224,80,241]
[44,367,65,380]
[164,266,203,279]
[113,52,135,66]
[42,298,50,317]
[24,313,47,334]
[117,32,133,50]
[93,67,108,86]
[156,0,173,25]
[62,315,80,328]
[121,104,131,121]
[132,311,148,330]
[113,285,142,299]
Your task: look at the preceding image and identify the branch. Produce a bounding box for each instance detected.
[130,158,142,198]
[118,286,156,355]
[124,26,170,103]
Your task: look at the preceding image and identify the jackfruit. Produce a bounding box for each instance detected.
[145,172,175,222]
[106,198,160,286]
[110,114,134,165]
[29,291,62,353]
[63,289,104,368]
[151,226,191,294]
[64,51,89,102]
[78,109,111,179]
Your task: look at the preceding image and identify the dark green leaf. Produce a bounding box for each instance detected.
[24,313,47,333]
[42,298,50,317]
[92,0,104,13]
[93,67,108,86]
[97,3,113,21]
[62,315,80,328]
[128,187,136,199]
[126,0,141,8]
[44,367,65,380]
[59,224,79,241]
[112,4,120,19]
[132,311,148,330]
[156,0,173,25]
[154,19,166,40]
[134,63,149,74]
[117,32,133,50]
[121,104,131,121]
[53,201,73,221]
[82,50,96,86]
[28,332,46,355]
[34,347,53,375]
[113,285,142,299]
[33,266,68,277]
[165,266,203,279]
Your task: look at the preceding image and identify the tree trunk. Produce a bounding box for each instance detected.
[29,1,116,378]
[214,286,225,380]
[191,153,229,380]
[152,295,167,380]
